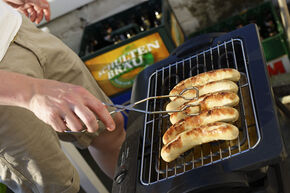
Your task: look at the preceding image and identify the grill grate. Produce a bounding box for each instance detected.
[140,39,261,185]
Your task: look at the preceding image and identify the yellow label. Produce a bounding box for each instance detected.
[85,33,170,96]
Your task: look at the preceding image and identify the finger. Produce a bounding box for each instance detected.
[19,8,29,17]
[35,9,44,24]
[87,100,115,131]
[33,2,47,23]
[27,7,37,22]
[62,110,84,132]
[49,115,67,132]
[74,105,99,133]
[43,4,50,21]
[36,0,51,21]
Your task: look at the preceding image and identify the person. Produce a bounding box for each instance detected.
[0,0,126,192]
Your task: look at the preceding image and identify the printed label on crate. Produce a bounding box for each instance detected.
[85,33,169,96]
[267,55,290,76]
[170,13,184,47]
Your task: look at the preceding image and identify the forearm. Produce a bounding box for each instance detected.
[89,112,126,178]
[0,69,116,133]
[0,70,36,108]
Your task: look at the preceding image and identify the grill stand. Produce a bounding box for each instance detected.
[112,24,285,193]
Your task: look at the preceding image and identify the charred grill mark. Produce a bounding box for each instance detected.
[164,106,239,144]
[207,109,213,115]
[185,127,202,137]
[169,69,241,101]
[163,135,183,153]
[162,122,238,157]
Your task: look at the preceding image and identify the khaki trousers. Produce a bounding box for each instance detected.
[0,15,113,193]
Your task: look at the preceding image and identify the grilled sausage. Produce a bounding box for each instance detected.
[169,68,240,100]
[162,106,239,145]
[161,122,239,162]
[169,91,240,124]
[166,80,239,113]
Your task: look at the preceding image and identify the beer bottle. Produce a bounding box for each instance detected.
[126,29,136,39]
[139,12,151,31]
[113,35,121,44]
[264,13,277,37]
[101,26,113,47]
[153,10,162,27]
[152,4,162,27]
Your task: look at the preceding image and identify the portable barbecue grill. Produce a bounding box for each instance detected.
[112,24,289,193]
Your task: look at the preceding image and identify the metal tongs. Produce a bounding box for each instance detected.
[104,86,200,115]
[65,86,200,133]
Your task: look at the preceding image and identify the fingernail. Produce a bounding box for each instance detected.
[107,125,115,131]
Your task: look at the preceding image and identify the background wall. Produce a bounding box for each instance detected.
[43,0,94,22]
[40,0,147,53]
[40,0,266,54]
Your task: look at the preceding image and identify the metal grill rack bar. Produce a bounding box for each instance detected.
[140,38,261,185]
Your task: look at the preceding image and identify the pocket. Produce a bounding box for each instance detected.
[14,36,46,69]
[13,18,47,69]
[0,37,45,78]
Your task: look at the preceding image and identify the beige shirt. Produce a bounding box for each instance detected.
[0,1,22,62]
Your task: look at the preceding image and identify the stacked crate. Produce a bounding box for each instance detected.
[189,1,290,77]
[79,0,185,127]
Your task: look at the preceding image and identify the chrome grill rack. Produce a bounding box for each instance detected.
[140,38,261,185]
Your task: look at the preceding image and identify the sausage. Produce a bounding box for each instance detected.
[169,68,240,100]
[169,91,240,124]
[161,122,239,162]
[166,80,239,116]
[162,106,239,145]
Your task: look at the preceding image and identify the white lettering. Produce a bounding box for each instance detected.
[121,54,128,62]
[114,66,124,76]
[128,49,138,59]
[103,41,161,78]
[131,55,143,67]
[147,40,160,51]
[108,70,115,79]
[98,65,109,77]
[123,61,133,71]
[137,46,147,55]
[114,58,122,66]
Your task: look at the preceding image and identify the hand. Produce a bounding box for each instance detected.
[3,0,50,24]
[27,78,116,133]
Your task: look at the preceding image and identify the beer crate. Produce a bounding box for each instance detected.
[79,0,184,98]
[189,1,290,77]
[79,0,184,128]
[0,183,6,193]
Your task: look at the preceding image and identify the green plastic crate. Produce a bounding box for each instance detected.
[189,1,289,62]
[79,0,185,97]
[79,0,185,59]
[0,183,6,193]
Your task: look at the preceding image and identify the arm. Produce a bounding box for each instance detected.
[3,0,50,24]
[0,70,116,132]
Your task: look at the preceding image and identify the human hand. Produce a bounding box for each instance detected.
[27,78,116,133]
[3,0,50,24]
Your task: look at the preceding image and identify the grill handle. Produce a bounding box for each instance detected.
[171,33,225,58]
[168,172,248,193]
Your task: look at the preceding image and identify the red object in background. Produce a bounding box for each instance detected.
[267,60,286,76]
